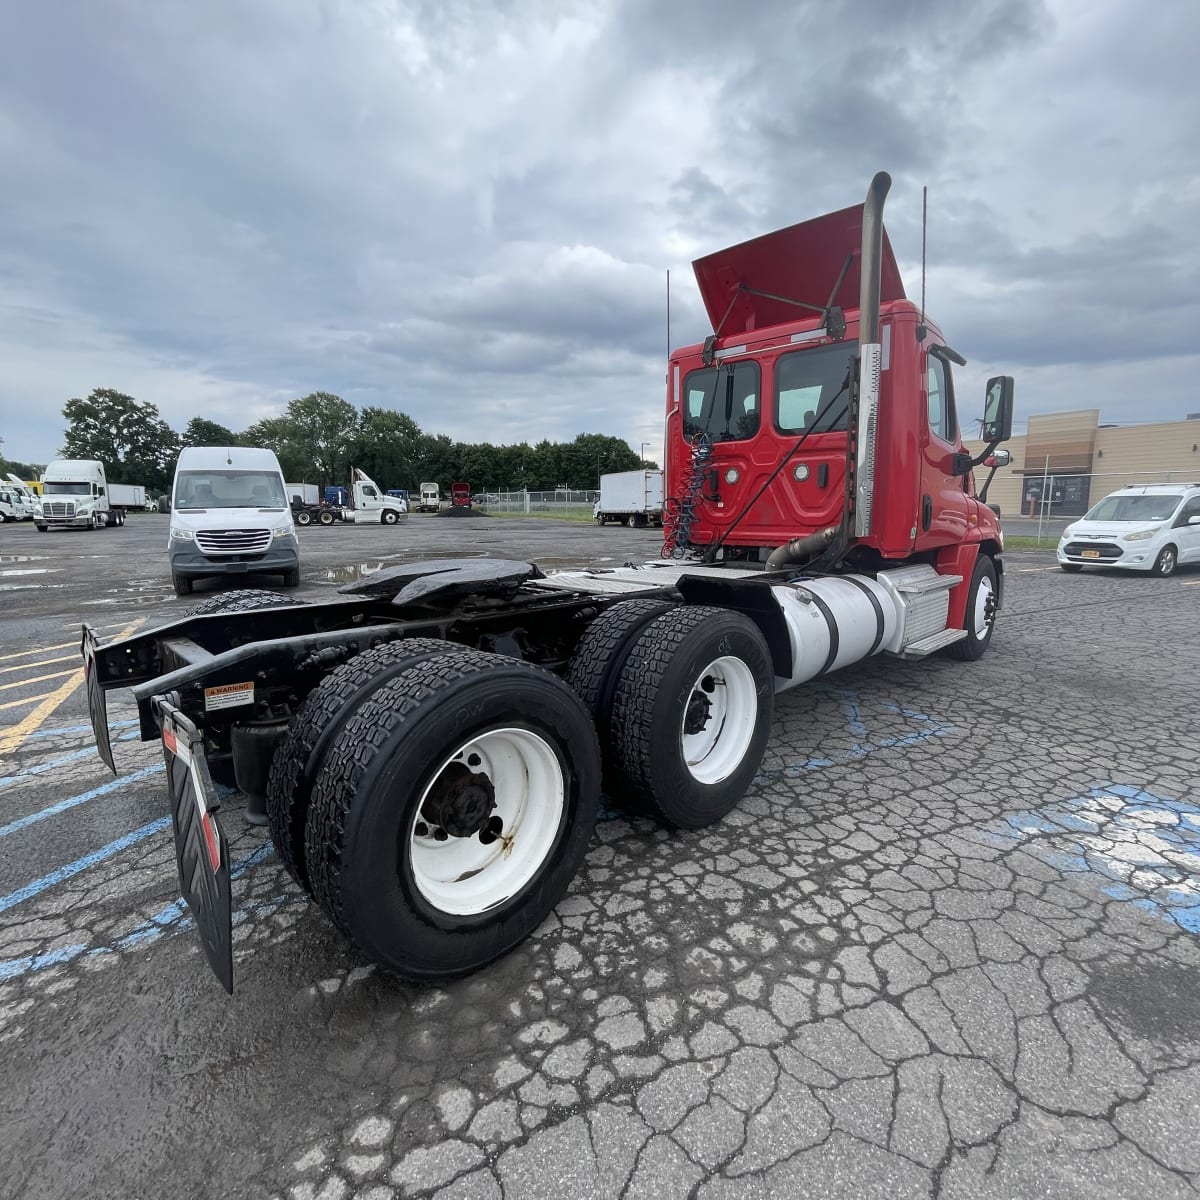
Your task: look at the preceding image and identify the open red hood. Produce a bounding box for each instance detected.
[691,203,905,336]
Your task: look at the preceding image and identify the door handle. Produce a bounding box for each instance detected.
[921,494,932,531]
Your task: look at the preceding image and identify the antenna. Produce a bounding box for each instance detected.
[917,185,928,342]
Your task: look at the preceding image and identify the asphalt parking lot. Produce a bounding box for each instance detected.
[2,513,1198,1200]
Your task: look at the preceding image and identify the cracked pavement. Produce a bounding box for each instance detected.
[1,519,1198,1199]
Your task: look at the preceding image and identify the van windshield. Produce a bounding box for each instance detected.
[44,481,92,495]
[1084,493,1182,522]
[175,470,287,511]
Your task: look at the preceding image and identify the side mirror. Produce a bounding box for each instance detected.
[984,449,1012,468]
[1189,515,1200,526]
[981,376,1014,443]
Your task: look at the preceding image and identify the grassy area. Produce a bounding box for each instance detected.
[486,508,598,523]
[1003,535,1058,551]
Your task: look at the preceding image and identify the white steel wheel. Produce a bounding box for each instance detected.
[408,727,566,916]
[972,573,995,639]
[680,655,760,785]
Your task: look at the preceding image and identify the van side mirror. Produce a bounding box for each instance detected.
[981,377,1014,443]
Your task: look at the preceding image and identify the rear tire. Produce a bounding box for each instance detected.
[609,606,773,828]
[305,650,600,980]
[266,638,455,892]
[1151,544,1178,577]
[948,554,998,661]
[186,589,307,617]
[172,573,193,596]
[318,509,335,526]
[295,509,312,526]
[565,598,674,778]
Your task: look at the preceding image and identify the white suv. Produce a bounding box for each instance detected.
[1057,483,1200,577]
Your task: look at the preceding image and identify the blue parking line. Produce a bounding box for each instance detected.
[0,817,170,913]
[0,843,288,980]
[0,763,164,838]
[0,731,141,789]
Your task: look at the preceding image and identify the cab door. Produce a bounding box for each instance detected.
[917,351,970,546]
[359,483,381,513]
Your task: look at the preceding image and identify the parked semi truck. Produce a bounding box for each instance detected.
[36,460,144,529]
[82,173,1014,992]
[450,481,471,507]
[594,469,664,527]
[417,482,440,512]
[339,468,408,524]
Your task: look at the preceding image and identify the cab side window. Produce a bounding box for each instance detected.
[926,355,957,444]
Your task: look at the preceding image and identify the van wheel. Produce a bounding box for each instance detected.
[172,574,193,596]
[282,569,301,587]
[267,638,454,892]
[1151,545,1178,577]
[305,650,600,980]
[609,606,773,828]
[948,555,997,660]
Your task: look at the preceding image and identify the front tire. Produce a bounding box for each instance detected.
[172,573,193,596]
[305,650,600,980]
[35,523,48,533]
[609,606,773,828]
[281,568,300,587]
[1060,563,1083,573]
[382,509,399,525]
[1151,545,1178,577]
[948,554,998,661]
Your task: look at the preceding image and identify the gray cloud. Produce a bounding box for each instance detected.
[0,0,1197,466]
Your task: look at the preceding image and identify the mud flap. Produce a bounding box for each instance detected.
[81,624,115,774]
[156,698,234,993]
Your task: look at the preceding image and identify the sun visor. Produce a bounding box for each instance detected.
[691,203,905,336]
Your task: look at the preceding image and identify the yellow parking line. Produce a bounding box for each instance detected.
[0,641,78,661]
[0,668,77,692]
[0,617,145,758]
[0,654,77,675]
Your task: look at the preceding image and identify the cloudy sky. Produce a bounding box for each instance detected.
[1,0,1196,466]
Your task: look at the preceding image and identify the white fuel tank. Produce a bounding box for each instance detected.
[770,575,899,691]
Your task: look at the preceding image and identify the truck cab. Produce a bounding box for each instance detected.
[37,459,113,531]
[341,468,408,524]
[450,482,471,508]
[663,183,1012,635]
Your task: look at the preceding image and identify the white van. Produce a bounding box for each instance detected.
[168,446,300,596]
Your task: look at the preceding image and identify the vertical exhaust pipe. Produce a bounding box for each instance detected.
[851,171,890,539]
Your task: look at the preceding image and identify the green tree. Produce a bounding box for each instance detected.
[181,416,237,446]
[61,388,180,494]
[0,456,43,480]
[280,392,359,486]
[238,416,313,482]
[351,408,425,491]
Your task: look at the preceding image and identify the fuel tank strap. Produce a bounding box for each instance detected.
[800,589,840,675]
[839,575,887,656]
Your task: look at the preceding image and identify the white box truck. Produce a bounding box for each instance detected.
[285,482,321,506]
[168,446,300,595]
[36,459,140,530]
[593,469,664,527]
[417,482,440,513]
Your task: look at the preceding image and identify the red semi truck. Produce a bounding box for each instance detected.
[82,173,1013,991]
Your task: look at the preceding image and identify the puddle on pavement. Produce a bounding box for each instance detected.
[0,583,67,592]
[0,567,60,577]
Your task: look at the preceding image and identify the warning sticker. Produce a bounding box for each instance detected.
[204,681,255,712]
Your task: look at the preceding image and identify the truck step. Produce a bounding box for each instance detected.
[886,565,962,596]
[900,628,966,658]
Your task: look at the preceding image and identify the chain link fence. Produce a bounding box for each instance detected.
[473,489,600,518]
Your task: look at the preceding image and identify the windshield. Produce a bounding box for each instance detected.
[683,361,761,443]
[174,469,287,510]
[1083,494,1182,522]
[44,481,92,495]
